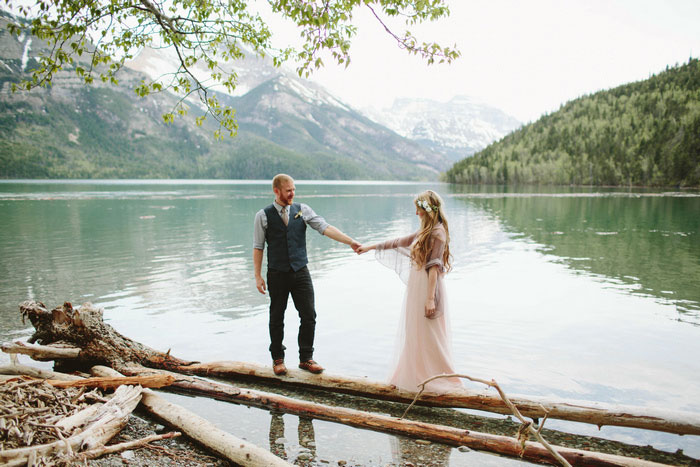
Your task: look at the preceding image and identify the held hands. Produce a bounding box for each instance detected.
[424,297,436,318]
[349,239,373,255]
[355,244,374,255]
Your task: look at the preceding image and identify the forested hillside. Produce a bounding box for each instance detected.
[0,12,443,181]
[444,59,700,187]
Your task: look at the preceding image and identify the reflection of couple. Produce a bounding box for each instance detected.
[253,174,460,393]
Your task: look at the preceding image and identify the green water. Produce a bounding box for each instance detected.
[0,180,698,465]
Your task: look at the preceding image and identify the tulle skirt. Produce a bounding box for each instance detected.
[388,266,462,393]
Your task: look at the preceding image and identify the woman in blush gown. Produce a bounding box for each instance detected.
[358,190,462,393]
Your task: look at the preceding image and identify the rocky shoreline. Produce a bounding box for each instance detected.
[88,414,230,467]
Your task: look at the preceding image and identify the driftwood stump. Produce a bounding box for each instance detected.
[19,300,194,372]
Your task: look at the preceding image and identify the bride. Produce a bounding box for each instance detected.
[357,190,461,393]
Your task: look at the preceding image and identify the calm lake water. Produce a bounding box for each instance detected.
[1,180,699,465]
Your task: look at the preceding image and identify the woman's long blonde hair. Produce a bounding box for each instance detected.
[411,190,452,272]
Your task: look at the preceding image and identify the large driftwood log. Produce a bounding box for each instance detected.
[121,364,667,467]
[1,341,81,360]
[182,361,700,436]
[18,300,194,371]
[0,384,142,467]
[91,366,292,467]
[46,374,176,390]
[0,365,289,467]
[10,301,700,438]
[0,363,83,381]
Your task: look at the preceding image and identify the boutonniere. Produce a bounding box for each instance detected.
[294,210,303,219]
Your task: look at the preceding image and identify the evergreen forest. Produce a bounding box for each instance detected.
[444,59,700,187]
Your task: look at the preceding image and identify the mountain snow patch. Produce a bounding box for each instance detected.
[21,38,32,71]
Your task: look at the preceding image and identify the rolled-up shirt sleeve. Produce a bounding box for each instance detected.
[253,209,267,250]
[300,203,329,235]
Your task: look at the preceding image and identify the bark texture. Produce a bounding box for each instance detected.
[19,300,194,371]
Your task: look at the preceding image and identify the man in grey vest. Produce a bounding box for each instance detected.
[253,174,359,375]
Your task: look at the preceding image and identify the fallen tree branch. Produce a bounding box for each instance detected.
[0,363,83,381]
[91,366,292,467]
[17,300,195,370]
[11,300,700,437]
[74,431,181,460]
[177,361,700,436]
[45,374,176,390]
[404,373,572,467]
[1,341,81,360]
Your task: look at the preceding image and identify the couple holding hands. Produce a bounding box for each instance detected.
[253,174,461,393]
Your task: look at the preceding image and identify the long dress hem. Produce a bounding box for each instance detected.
[375,224,462,393]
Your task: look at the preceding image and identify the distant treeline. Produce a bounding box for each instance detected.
[444,58,700,187]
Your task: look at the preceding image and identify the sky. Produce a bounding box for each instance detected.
[268,0,700,123]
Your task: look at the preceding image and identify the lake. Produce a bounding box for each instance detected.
[1,180,699,465]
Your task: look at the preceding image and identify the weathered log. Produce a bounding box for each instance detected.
[0,384,142,467]
[18,300,194,370]
[0,363,83,381]
[176,360,700,437]
[46,374,176,390]
[75,432,181,461]
[91,366,293,467]
[11,300,700,437]
[121,364,667,467]
[1,341,81,360]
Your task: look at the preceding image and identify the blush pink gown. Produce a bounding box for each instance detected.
[376,224,462,393]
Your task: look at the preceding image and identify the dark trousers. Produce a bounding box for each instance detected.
[267,266,316,361]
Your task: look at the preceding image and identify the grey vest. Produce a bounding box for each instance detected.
[264,203,308,272]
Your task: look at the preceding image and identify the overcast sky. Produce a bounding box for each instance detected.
[272,0,700,123]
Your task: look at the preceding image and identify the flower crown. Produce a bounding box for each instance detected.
[416,199,439,213]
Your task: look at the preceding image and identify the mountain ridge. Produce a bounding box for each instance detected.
[0,12,445,180]
[363,96,521,162]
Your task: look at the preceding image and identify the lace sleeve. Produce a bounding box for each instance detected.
[376,233,416,251]
[375,232,416,285]
[424,227,446,272]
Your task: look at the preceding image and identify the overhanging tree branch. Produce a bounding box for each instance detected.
[5,0,459,135]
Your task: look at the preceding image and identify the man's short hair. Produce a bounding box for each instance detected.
[272,174,293,190]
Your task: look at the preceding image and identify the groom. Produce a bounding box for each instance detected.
[253,174,359,375]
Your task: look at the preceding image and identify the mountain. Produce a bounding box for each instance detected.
[363,96,521,162]
[444,59,700,187]
[0,11,446,180]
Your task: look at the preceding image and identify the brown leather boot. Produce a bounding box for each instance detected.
[272,358,287,376]
[298,359,324,374]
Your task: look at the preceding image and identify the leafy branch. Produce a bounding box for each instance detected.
[5,0,460,136]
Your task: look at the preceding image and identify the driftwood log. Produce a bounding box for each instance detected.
[91,366,293,467]
[118,364,667,467]
[6,300,699,466]
[11,300,700,437]
[18,300,194,371]
[1,364,293,467]
[45,374,176,390]
[181,361,700,436]
[0,384,142,467]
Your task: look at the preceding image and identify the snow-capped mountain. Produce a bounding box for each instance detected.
[363,96,521,161]
[126,46,450,177]
[0,10,448,181]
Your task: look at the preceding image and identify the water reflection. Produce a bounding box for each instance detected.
[450,190,700,323]
[268,413,317,466]
[1,181,700,462]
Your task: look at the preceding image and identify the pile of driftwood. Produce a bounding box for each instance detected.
[0,371,180,466]
[2,300,700,467]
